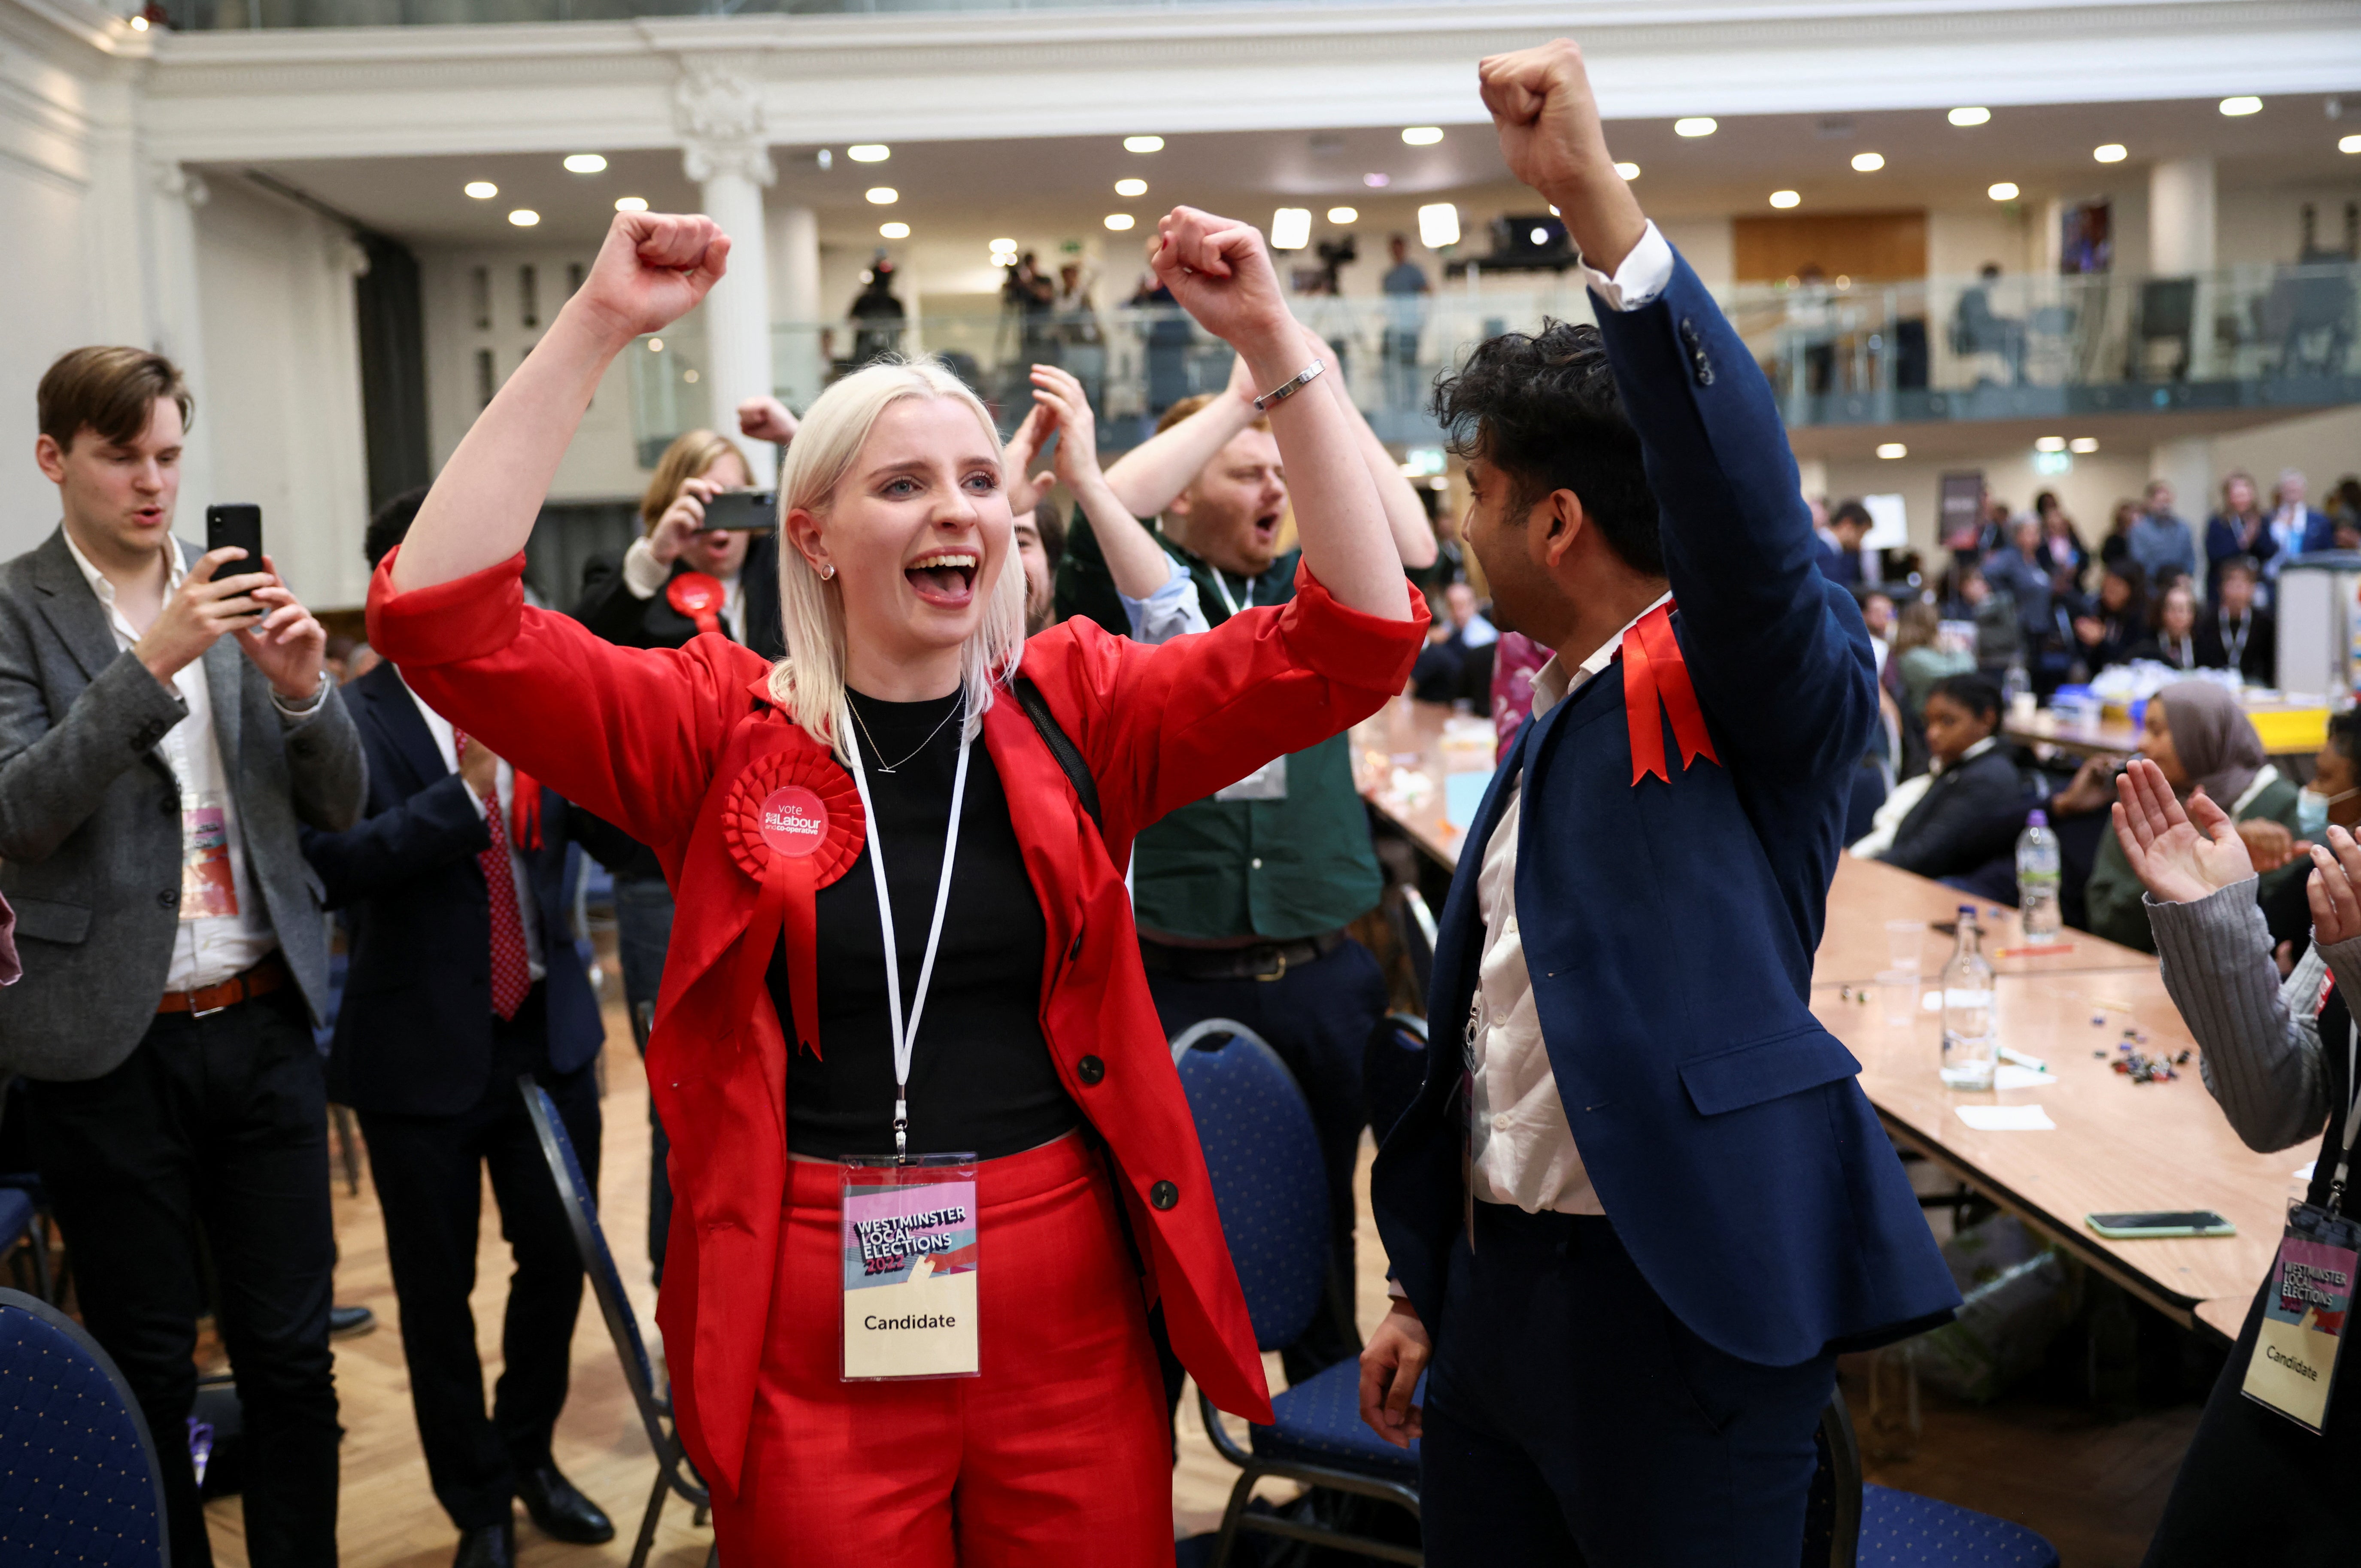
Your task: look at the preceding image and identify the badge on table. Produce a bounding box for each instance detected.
[2242,1201,2361,1433]
[840,1156,980,1381]
[180,796,239,919]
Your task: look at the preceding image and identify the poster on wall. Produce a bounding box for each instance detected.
[2061,201,2112,274]
[1939,472,1987,552]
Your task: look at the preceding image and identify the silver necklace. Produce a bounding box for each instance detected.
[847,693,962,774]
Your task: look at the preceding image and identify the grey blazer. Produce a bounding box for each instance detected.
[0,529,366,1080]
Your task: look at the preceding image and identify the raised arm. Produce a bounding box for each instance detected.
[1102,354,1259,521]
[1028,364,1175,604]
[1302,321,1437,570]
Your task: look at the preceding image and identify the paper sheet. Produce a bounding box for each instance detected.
[1993,1065,2057,1091]
[1956,1104,2056,1131]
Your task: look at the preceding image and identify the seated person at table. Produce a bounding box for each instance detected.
[1410,581,1499,706]
[2194,556,2274,685]
[2130,580,2201,670]
[1891,600,1971,727]
[2072,561,2149,677]
[1858,674,2027,875]
[2083,680,2302,953]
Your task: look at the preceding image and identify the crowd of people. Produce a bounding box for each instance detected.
[0,33,2355,1568]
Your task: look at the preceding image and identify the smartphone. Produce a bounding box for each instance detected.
[2086,1210,2236,1239]
[700,489,777,532]
[206,503,264,570]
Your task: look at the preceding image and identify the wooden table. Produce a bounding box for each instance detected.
[1351,696,1487,871]
[1813,856,2158,987]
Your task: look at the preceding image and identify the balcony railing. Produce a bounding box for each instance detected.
[624,261,2361,465]
[151,0,1399,28]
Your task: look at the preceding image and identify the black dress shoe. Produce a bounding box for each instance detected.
[452,1523,515,1568]
[329,1304,376,1338]
[517,1465,615,1545]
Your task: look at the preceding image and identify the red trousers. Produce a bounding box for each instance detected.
[704,1131,1175,1566]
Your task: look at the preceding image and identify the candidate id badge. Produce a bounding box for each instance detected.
[180,794,239,920]
[1215,754,1287,802]
[840,1155,980,1381]
[2241,1200,2361,1433]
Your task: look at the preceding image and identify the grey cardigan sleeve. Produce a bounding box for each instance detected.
[2147,879,2344,1153]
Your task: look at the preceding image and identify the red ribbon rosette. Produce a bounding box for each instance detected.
[667,571,727,637]
[721,749,866,1058]
[1622,601,1721,787]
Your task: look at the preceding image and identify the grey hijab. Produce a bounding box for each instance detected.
[2156,680,2264,807]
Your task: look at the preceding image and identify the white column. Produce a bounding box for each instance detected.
[675,63,777,487]
[768,201,824,412]
[2148,157,2217,274]
[146,161,218,516]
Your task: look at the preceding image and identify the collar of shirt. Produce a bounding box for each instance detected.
[1527,590,1677,722]
[1934,734,1998,776]
[61,528,184,644]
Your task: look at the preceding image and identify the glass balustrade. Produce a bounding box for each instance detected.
[152,0,1422,29]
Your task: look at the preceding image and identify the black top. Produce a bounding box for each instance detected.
[770,687,1077,1161]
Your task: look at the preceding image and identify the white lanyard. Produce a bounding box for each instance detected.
[2332,1022,2361,1214]
[2221,614,2249,669]
[843,709,973,1162]
[1210,567,1251,619]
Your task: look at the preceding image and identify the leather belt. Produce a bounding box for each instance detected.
[1138,929,1347,984]
[158,952,290,1018]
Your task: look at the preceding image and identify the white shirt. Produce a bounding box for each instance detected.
[61,531,279,995]
[399,678,547,981]
[621,535,747,645]
[1466,591,1672,1216]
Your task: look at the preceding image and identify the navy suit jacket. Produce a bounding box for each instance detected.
[1371,252,1960,1368]
[300,661,605,1117]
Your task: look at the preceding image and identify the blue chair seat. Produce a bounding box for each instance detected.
[1248,1359,1422,1480]
[1862,1483,2061,1566]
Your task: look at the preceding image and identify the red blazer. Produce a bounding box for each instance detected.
[367,549,1425,1498]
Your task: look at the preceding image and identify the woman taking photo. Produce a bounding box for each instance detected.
[366,208,1423,1564]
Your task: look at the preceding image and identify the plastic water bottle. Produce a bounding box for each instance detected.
[1940,907,1998,1091]
[2015,810,2062,942]
[2001,661,2032,714]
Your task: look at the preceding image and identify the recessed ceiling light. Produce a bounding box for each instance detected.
[2341,134,2361,154]
[1851,152,1885,172]
[1270,208,1312,250]
[562,153,607,174]
[1123,135,1164,153]
[648,338,662,352]
[1417,202,1460,249]
[2070,437,2100,454]
[464,181,498,200]
[683,369,698,384]
[1401,126,1444,146]
[508,209,539,227]
[847,144,890,163]
[613,196,648,213]
[1327,206,1359,224]
[865,187,898,205]
[1675,117,1718,137]
[1988,181,2020,201]
[989,237,1017,252]
[1363,172,1390,188]
[2094,143,2128,163]
[1769,189,1801,209]
[1614,162,1640,180]
[129,14,146,28]
[2220,95,2263,116]
[878,221,909,239]
[1104,213,1135,231]
[2035,435,2066,452]
[1948,106,1991,127]
[1115,178,1147,197]
[1876,443,1907,459]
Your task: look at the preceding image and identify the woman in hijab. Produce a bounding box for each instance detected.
[2083,680,2303,951]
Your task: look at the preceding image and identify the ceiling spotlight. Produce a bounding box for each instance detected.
[2094,143,2128,163]
[1271,208,1313,250]
[1417,202,1460,249]
[1988,181,2020,201]
[847,144,890,163]
[1614,161,1640,181]
[1948,106,1991,127]
[1363,172,1390,188]
[816,149,833,170]
[1769,189,1801,209]
[2070,437,2100,454]
[878,221,909,239]
[1876,443,1908,460]
[507,209,540,227]
[1675,117,1718,138]
[464,181,498,200]
[989,237,1017,252]
[1115,177,1147,197]
[2342,134,2361,153]
[1401,127,1444,146]
[1851,152,1885,172]
[614,196,648,212]
[865,187,898,205]
[2220,95,2263,116]
[1104,213,1135,231]
[2035,435,2066,452]
[648,339,662,352]
[129,13,147,27]
[1123,135,1164,153]
[563,153,607,174]
[1327,206,1359,224]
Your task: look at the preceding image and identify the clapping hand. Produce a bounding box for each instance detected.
[2307,826,2361,945]
[999,398,1059,519]
[572,212,731,349]
[2111,758,2253,904]
[1028,364,1105,494]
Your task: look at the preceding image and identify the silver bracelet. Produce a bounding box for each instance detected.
[1252,359,1325,412]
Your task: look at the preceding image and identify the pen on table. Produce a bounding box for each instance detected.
[2000,1046,2048,1073]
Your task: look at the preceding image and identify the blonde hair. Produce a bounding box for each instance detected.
[639,428,751,533]
[768,358,1026,760]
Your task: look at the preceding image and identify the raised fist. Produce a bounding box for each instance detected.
[1149,207,1295,358]
[573,212,731,347]
[1478,40,1616,202]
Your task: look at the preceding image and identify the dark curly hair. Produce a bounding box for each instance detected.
[1430,319,1662,577]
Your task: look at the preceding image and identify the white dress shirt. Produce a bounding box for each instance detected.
[400,678,547,981]
[621,535,747,645]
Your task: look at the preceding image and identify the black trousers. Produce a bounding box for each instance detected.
[356,986,603,1532]
[28,985,339,1568]
[1421,1207,1836,1567]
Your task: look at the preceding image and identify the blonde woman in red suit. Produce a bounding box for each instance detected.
[366,206,1424,1565]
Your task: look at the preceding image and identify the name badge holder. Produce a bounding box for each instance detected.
[2242,1022,2361,1433]
[837,709,982,1382]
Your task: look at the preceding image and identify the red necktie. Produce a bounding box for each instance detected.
[453,730,531,1021]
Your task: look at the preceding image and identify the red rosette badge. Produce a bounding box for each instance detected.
[721,749,865,1058]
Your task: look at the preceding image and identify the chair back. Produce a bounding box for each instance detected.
[1387,883,1437,999]
[1805,1388,1866,1567]
[1363,1012,1429,1149]
[1170,1020,1330,1353]
[0,1286,168,1566]
[2136,277,2197,340]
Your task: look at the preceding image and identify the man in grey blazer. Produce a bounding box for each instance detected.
[0,346,365,1568]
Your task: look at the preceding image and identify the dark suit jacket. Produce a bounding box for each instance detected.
[572,532,784,660]
[2195,608,2276,685]
[1371,252,1960,1368]
[300,661,603,1117]
[1877,743,2029,878]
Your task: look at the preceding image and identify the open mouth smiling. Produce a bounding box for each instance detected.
[906,549,979,606]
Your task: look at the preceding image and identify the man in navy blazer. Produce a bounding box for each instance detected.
[299,500,615,1568]
[1360,42,1958,1565]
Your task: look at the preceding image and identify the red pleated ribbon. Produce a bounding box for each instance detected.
[1622,601,1721,787]
[720,750,865,1057]
[668,571,727,638]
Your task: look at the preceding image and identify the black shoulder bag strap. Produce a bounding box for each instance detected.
[1011,674,1103,834]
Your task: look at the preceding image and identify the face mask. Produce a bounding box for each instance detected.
[2296,786,2360,837]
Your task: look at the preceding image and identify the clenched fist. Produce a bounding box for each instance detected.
[571,212,732,349]
[1477,39,1647,273]
[1149,207,1296,360]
